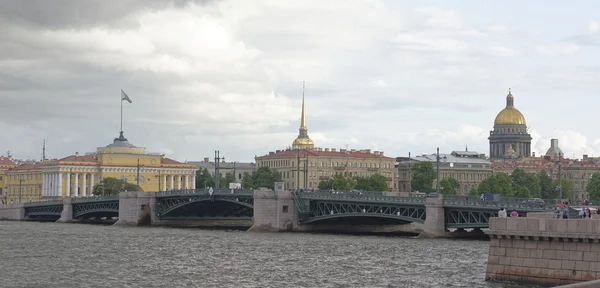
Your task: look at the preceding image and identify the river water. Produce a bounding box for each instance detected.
[0,221,518,288]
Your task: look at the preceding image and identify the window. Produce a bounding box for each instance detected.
[282,205,289,213]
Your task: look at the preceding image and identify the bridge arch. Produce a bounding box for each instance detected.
[301,212,423,225]
[158,198,253,219]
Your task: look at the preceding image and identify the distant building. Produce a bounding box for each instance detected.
[2,131,196,203]
[397,149,492,194]
[187,157,256,183]
[255,86,396,191]
[489,89,532,159]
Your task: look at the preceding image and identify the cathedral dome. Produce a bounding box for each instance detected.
[493,90,526,125]
[292,136,314,148]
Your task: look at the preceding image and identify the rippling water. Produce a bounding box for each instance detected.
[0,221,518,288]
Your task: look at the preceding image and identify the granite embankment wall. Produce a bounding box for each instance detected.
[486,217,600,287]
[0,203,24,220]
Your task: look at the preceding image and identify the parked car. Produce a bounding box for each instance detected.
[521,198,545,208]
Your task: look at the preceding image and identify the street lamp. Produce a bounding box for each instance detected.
[155,169,161,192]
[136,159,145,189]
[19,178,24,203]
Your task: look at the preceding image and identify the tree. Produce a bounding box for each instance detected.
[220,172,236,188]
[331,173,353,191]
[510,169,541,198]
[92,177,140,195]
[241,172,253,189]
[439,178,460,195]
[469,186,479,197]
[318,179,333,190]
[554,178,574,200]
[537,170,554,199]
[250,167,282,189]
[587,172,600,201]
[477,173,513,197]
[368,174,388,191]
[411,162,436,192]
[195,168,214,189]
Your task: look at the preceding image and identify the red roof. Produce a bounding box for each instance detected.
[58,154,99,163]
[0,157,16,166]
[256,149,394,160]
[9,163,41,171]
[161,157,183,165]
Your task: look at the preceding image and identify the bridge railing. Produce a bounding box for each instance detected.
[23,200,64,207]
[293,191,426,204]
[72,195,119,203]
[443,196,557,210]
[155,188,254,197]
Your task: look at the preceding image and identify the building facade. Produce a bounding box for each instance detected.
[2,132,197,203]
[397,150,492,195]
[488,89,532,159]
[255,88,396,190]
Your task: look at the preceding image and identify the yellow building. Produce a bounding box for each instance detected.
[3,132,197,203]
[256,88,396,191]
[0,156,17,199]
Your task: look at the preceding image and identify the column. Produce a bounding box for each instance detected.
[42,174,47,196]
[192,174,196,190]
[58,172,63,197]
[90,174,94,196]
[185,175,189,189]
[163,175,167,191]
[74,173,79,196]
[170,175,174,190]
[177,175,182,190]
[66,173,71,197]
[51,173,55,196]
[82,173,87,197]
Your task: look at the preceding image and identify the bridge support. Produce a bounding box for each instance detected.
[0,203,25,220]
[114,192,155,226]
[248,182,296,232]
[419,196,449,238]
[56,197,73,223]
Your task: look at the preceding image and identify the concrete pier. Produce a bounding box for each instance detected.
[56,197,73,223]
[114,192,155,226]
[248,183,296,232]
[485,217,600,286]
[0,203,24,220]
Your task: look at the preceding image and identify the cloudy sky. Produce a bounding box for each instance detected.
[1,0,600,162]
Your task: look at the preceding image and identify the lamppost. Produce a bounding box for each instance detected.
[136,159,145,189]
[408,152,412,193]
[436,147,440,193]
[98,182,105,196]
[155,169,161,192]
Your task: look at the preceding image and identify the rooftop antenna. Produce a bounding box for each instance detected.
[42,139,46,161]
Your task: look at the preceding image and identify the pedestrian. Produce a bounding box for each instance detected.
[510,210,518,217]
[498,208,507,218]
[562,206,569,219]
[554,207,562,219]
[579,209,585,219]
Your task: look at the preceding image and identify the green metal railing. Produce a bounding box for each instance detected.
[23,200,63,207]
[72,195,119,203]
[442,195,557,211]
[294,191,426,204]
[155,188,254,197]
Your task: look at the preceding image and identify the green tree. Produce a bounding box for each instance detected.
[554,179,574,200]
[354,176,371,191]
[477,173,513,197]
[92,177,140,195]
[241,172,253,189]
[537,170,554,199]
[368,174,388,191]
[220,172,236,188]
[195,168,214,189]
[469,186,479,197]
[411,162,436,192]
[318,179,334,190]
[332,173,353,190]
[439,177,460,195]
[513,185,531,198]
[510,169,541,198]
[250,167,283,189]
[587,172,600,201]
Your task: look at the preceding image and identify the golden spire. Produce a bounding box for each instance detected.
[300,81,307,130]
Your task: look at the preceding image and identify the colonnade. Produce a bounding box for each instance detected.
[41,170,197,197]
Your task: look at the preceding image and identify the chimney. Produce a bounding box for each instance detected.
[204,157,209,162]
[325,148,329,152]
[583,154,589,160]
[340,149,346,153]
[75,152,79,157]
[551,139,559,148]
[380,151,384,156]
[366,149,371,153]
[374,151,379,156]
[332,148,336,152]
[532,152,535,157]
[351,149,356,152]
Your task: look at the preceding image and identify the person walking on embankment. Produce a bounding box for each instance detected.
[498,208,507,218]
[510,210,518,217]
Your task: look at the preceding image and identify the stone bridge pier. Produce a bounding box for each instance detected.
[420,196,449,238]
[114,192,155,226]
[248,182,296,232]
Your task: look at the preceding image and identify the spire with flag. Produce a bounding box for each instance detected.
[120,89,133,135]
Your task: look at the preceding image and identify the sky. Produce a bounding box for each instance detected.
[2,0,600,163]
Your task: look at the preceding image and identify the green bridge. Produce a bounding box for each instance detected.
[18,189,556,230]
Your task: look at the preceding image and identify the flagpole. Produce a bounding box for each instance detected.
[120,90,123,133]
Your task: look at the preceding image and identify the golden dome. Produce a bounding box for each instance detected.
[292,137,314,148]
[494,90,527,125]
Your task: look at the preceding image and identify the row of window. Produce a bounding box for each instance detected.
[259,160,393,169]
